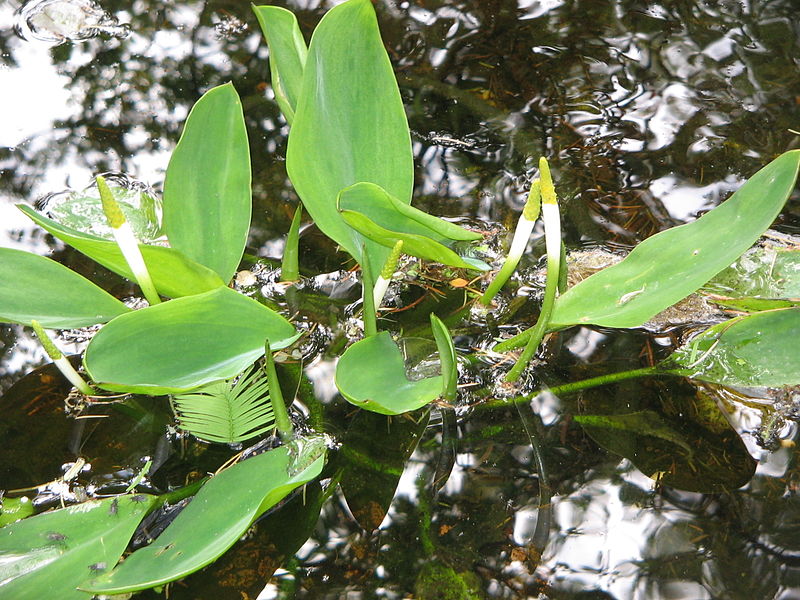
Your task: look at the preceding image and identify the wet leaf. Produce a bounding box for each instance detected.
[43,184,162,242]
[286,0,413,275]
[0,495,158,600]
[335,331,443,415]
[253,5,307,124]
[550,150,800,329]
[82,444,325,595]
[703,243,800,311]
[339,409,430,530]
[19,205,225,298]
[663,307,800,387]
[163,83,251,283]
[0,247,129,328]
[84,286,299,394]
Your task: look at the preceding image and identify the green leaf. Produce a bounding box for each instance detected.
[0,494,158,600]
[430,314,457,403]
[340,209,488,271]
[0,247,129,328]
[286,0,413,275]
[253,4,307,124]
[663,307,800,387]
[171,363,275,444]
[549,150,800,329]
[339,182,482,244]
[19,205,224,298]
[84,286,299,394]
[335,331,443,415]
[82,444,325,595]
[163,83,251,283]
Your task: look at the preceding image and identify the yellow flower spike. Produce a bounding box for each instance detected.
[96,176,161,305]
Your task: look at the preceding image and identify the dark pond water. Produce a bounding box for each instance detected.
[2,0,800,598]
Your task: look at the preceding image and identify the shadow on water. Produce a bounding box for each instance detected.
[2,0,800,598]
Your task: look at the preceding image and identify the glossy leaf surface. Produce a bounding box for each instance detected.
[19,205,224,298]
[430,314,458,402]
[163,83,251,283]
[0,247,129,328]
[286,0,413,274]
[0,495,158,600]
[84,286,299,394]
[84,444,325,595]
[253,5,307,124]
[663,307,800,387]
[341,209,488,271]
[339,182,482,244]
[549,150,800,328]
[43,184,162,242]
[335,331,442,415]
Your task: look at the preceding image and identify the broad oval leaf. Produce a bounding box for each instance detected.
[286,0,413,275]
[84,286,299,394]
[19,204,224,298]
[0,247,129,328]
[82,444,325,595]
[253,5,307,124]
[339,182,482,244]
[335,331,442,415]
[341,209,488,271]
[663,307,800,388]
[0,494,158,600]
[163,83,251,283]
[550,150,800,329]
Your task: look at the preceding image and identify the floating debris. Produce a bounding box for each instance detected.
[15,0,130,44]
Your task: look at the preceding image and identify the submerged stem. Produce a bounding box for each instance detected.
[264,339,293,441]
[97,176,161,305]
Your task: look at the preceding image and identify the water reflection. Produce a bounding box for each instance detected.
[2,0,800,598]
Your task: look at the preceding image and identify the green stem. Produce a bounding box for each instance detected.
[504,249,559,382]
[484,366,660,410]
[280,205,302,282]
[264,339,294,441]
[30,320,94,396]
[361,249,378,337]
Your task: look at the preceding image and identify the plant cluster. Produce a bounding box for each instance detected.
[1,0,800,597]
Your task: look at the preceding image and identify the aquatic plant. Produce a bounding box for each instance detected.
[1,0,800,597]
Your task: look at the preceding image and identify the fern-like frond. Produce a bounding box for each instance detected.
[171,364,275,444]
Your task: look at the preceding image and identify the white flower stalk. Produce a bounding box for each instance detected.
[505,157,562,383]
[480,180,541,305]
[373,240,404,309]
[31,320,94,396]
[97,176,161,305]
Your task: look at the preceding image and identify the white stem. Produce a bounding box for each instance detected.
[508,213,537,265]
[55,356,94,396]
[373,275,391,309]
[112,222,160,305]
[542,203,561,262]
